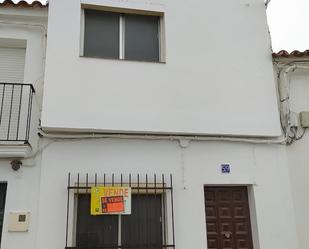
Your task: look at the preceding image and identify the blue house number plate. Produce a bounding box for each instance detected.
[221,164,231,174]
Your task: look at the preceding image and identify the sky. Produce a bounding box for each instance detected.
[267,0,309,52]
[1,0,309,52]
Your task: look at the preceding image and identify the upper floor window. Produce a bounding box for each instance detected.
[82,9,164,62]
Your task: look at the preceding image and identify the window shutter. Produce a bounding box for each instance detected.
[0,48,26,141]
[121,195,162,247]
[124,14,160,61]
[76,195,119,247]
[0,48,25,83]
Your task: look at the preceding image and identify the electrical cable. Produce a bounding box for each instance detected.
[277,62,309,144]
[265,0,271,8]
[37,128,287,144]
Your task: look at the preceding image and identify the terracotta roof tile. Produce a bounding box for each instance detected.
[0,0,48,8]
[273,50,309,58]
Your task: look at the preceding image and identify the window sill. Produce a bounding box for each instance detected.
[79,55,166,64]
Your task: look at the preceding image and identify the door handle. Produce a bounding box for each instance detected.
[222,231,232,238]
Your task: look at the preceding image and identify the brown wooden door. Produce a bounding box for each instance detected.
[204,186,254,249]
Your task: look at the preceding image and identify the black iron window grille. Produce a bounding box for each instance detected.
[0,83,35,143]
[65,173,175,249]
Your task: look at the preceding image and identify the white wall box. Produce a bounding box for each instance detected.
[8,212,30,232]
[300,111,309,128]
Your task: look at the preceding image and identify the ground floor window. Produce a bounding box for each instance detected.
[0,183,7,247]
[76,194,162,248]
[65,173,175,249]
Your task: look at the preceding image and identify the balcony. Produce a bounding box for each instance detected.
[0,83,35,156]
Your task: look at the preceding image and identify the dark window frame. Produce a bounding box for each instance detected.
[0,183,7,248]
[81,8,164,62]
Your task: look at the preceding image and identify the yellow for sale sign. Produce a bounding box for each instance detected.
[91,186,131,215]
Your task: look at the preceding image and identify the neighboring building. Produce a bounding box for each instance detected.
[0,1,47,249]
[273,50,309,249]
[0,1,304,249]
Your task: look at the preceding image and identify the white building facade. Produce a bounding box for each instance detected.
[0,0,305,249]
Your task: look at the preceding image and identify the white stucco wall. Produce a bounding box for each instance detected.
[0,8,47,89]
[284,67,309,249]
[0,159,41,249]
[42,0,281,136]
[35,139,298,249]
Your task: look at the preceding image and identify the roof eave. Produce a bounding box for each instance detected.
[272,50,309,59]
[0,0,48,9]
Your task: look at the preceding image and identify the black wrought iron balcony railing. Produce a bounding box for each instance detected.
[0,83,35,143]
